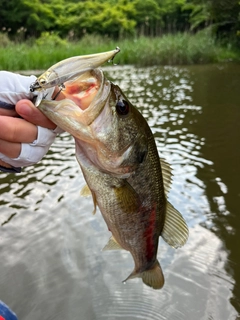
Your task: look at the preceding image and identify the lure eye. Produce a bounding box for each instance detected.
[116,99,129,116]
[39,78,47,86]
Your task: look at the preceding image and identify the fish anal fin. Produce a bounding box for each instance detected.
[102,236,123,251]
[123,260,164,290]
[161,201,189,248]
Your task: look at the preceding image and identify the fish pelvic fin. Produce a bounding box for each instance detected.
[123,260,164,290]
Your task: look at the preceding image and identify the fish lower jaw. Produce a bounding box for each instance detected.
[54,99,81,112]
[53,103,64,112]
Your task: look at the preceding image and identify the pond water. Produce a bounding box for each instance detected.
[0,63,239,319]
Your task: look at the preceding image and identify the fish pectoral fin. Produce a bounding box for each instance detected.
[102,236,124,251]
[161,201,189,248]
[113,182,139,214]
[160,158,172,196]
[80,185,97,214]
[123,260,164,290]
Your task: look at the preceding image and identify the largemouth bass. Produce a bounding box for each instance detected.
[37,53,189,289]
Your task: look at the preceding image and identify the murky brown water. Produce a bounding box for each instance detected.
[0,64,239,319]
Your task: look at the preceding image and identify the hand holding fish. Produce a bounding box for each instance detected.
[0,72,59,173]
[0,100,56,156]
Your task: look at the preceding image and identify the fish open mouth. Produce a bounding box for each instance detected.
[38,68,111,139]
[58,69,104,111]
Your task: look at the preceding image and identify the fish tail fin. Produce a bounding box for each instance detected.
[123,260,164,290]
[141,260,164,289]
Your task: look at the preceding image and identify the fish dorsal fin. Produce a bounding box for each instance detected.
[160,158,172,196]
[161,201,189,248]
[80,185,97,215]
[102,236,124,251]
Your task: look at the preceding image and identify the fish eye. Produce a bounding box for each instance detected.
[116,99,129,116]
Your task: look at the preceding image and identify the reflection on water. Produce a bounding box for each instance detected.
[0,64,239,319]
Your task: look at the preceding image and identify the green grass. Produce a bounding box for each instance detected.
[0,32,239,71]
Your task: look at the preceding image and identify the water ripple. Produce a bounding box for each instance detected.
[0,64,238,319]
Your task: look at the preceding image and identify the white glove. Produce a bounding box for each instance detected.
[0,71,54,104]
[0,126,59,167]
[0,71,59,171]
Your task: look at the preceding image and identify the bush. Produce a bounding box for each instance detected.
[78,34,109,47]
[35,32,67,47]
[0,32,12,47]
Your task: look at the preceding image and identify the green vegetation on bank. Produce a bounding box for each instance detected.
[0,31,239,71]
[0,0,239,70]
[1,0,240,43]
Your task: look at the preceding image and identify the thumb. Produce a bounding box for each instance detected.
[15,99,56,129]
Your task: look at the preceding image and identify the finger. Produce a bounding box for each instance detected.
[0,159,14,169]
[0,116,37,143]
[0,139,21,158]
[16,99,56,129]
[0,108,18,117]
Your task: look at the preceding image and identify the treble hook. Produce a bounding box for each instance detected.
[52,83,65,100]
[108,46,120,66]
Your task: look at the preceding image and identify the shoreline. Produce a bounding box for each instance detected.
[1,33,239,71]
